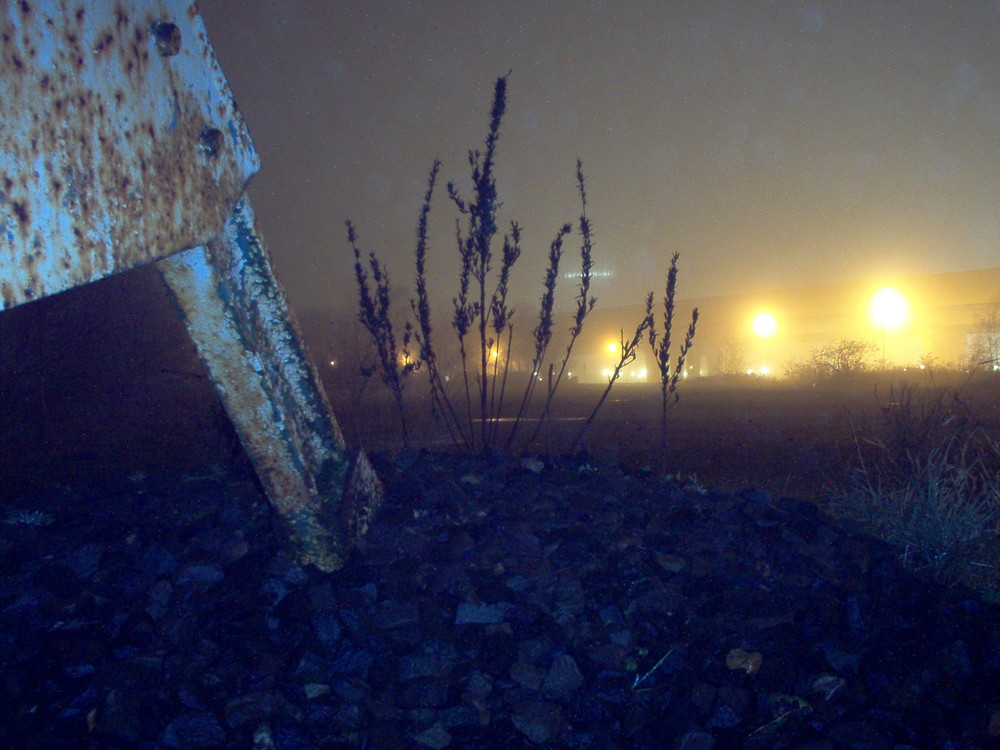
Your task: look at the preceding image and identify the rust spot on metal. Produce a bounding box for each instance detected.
[93,31,114,55]
[11,201,28,225]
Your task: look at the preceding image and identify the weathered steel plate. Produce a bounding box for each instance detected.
[0,0,259,309]
[157,197,384,572]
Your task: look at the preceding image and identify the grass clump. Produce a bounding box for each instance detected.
[829,383,1000,591]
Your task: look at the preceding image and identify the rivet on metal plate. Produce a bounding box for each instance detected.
[152,21,182,56]
[198,127,225,159]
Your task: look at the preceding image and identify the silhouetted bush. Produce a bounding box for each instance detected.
[785,338,878,382]
[346,76,680,453]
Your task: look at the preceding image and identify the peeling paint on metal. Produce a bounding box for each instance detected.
[158,197,383,572]
[0,0,259,309]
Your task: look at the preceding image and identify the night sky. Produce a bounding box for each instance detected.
[198,1,1000,317]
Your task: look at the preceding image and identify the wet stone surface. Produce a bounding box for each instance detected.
[2,452,1000,748]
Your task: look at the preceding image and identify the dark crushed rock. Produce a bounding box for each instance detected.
[2,452,1000,749]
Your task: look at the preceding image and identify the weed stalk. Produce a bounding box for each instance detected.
[348,221,417,445]
[572,294,654,451]
[649,252,699,470]
[503,223,571,451]
[409,160,472,451]
[524,160,598,448]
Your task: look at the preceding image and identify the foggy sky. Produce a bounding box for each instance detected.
[198,1,1000,317]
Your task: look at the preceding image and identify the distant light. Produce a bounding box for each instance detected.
[869,287,909,331]
[607,342,618,353]
[760,365,771,376]
[638,368,647,378]
[752,312,778,338]
[329,360,336,367]
[601,368,614,378]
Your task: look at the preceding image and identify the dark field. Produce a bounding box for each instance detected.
[2,267,998,506]
[327,374,1000,503]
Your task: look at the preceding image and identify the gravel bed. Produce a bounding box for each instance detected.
[2,451,999,749]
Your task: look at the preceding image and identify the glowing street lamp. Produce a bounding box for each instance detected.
[869,288,909,331]
[752,312,778,338]
[749,312,778,375]
[869,287,909,368]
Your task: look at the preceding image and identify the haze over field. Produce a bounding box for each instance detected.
[199,1,1000,318]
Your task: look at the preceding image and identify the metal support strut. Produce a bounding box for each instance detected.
[0,0,381,570]
[157,198,381,572]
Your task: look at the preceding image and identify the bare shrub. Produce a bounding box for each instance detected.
[786,338,878,381]
[711,335,746,376]
[967,296,1000,371]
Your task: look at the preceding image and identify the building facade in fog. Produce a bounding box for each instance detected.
[561,268,1000,383]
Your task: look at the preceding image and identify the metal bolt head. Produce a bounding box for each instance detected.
[152,21,181,57]
[198,127,224,159]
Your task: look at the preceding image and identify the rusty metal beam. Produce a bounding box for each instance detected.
[0,0,258,309]
[157,197,382,572]
[1,0,382,571]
